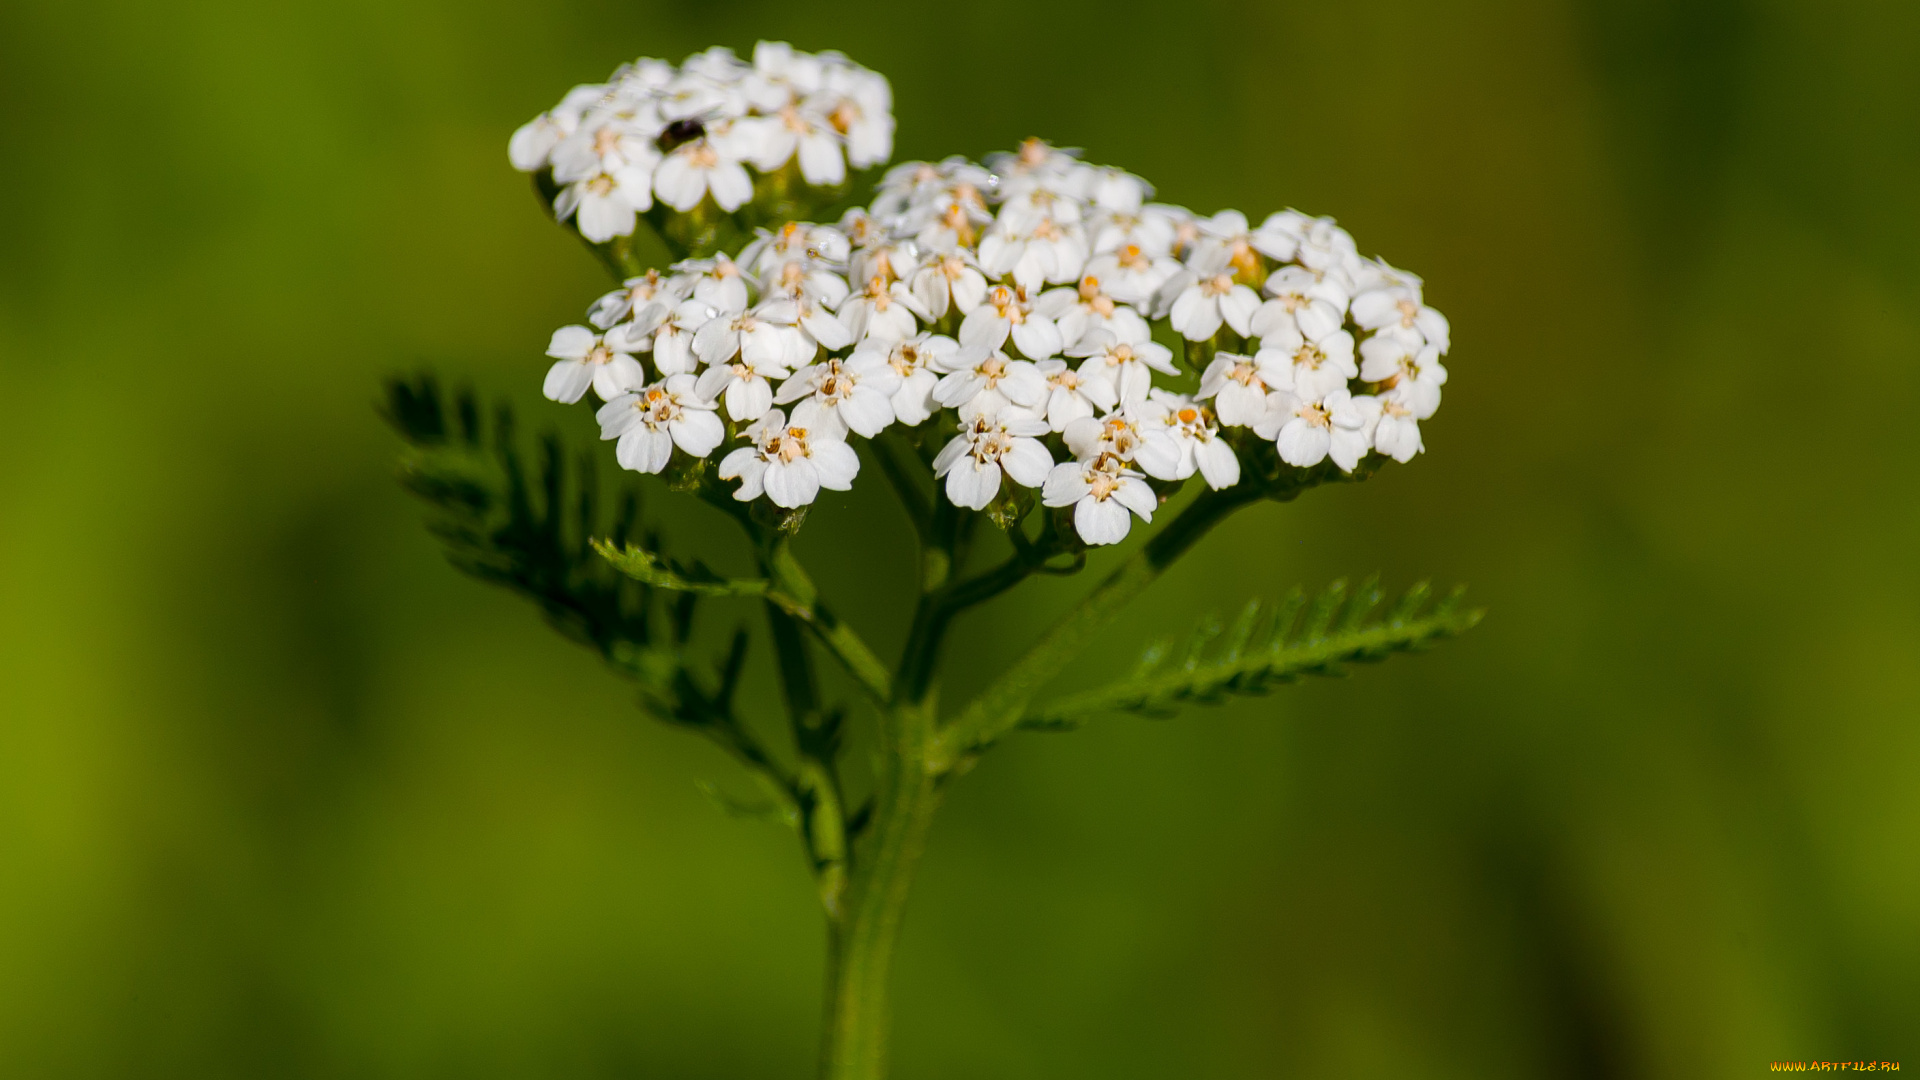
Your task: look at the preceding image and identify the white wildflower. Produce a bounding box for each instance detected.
[856,332,956,426]
[1252,321,1358,402]
[1042,454,1157,546]
[1252,265,1349,342]
[977,216,1089,293]
[544,325,645,404]
[1197,351,1287,428]
[930,347,1046,414]
[553,166,654,243]
[596,375,725,473]
[1358,332,1446,418]
[1035,275,1150,349]
[1254,388,1377,471]
[907,249,990,321]
[1033,359,1118,433]
[1082,241,1183,307]
[717,409,860,508]
[1159,263,1261,341]
[774,351,902,438]
[838,274,929,344]
[1066,331,1178,405]
[931,409,1054,509]
[654,135,754,212]
[1134,390,1239,489]
[589,269,690,332]
[958,284,1064,361]
[648,299,718,376]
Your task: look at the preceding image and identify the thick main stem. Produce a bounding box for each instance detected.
[818,702,940,1080]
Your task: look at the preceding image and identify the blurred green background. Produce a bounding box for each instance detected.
[2,0,1916,1075]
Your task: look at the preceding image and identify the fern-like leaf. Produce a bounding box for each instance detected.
[1019,579,1482,730]
[383,376,741,730]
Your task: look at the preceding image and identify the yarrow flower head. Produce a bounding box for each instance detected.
[441,48,1483,1080]
[517,45,1452,544]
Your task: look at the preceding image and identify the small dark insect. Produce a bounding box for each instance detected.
[659,118,705,152]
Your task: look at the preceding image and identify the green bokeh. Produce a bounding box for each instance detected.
[2,0,1916,1076]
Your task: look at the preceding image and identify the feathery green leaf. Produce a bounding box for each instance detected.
[1018,579,1482,730]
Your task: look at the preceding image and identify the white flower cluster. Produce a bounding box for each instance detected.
[509,42,894,242]
[536,129,1450,546]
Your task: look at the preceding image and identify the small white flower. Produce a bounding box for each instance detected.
[508,84,607,171]
[1252,265,1350,342]
[677,253,752,314]
[589,269,690,332]
[654,136,754,212]
[551,114,661,186]
[931,347,1047,414]
[544,325,646,403]
[838,274,929,344]
[857,332,956,426]
[817,62,894,169]
[774,351,903,438]
[553,166,654,243]
[738,221,851,279]
[1135,390,1239,489]
[978,216,1089,293]
[648,298,718,376]
[1252,321,1358,402]
[986,138,1083,188]
[907,249,990,321]
[1263,210,1359,275]
[1084,166,1154,213]
[931,408,1054,509]
[873,158,994,220]
[743,40,827,111]
[1197,351,1289,427]
[1371,393,1424,463]
[1081,242,1184,307]
[596,375,725,473]
[1253,388,1376,471]
[717,409,861,507]
[692,304,813,371]
[1358,332,1446,418]
[1065,331,1179,405]
[756,253,852,310]
[1042,454,1157,546]
[1088,204,1186,259]
[739,103,847,185]
[958,285,1063,361]
[1190,209,1299,275]
[898,179,996,251]
[693,334,794,423]
[1350,281,1451,353]
[1034,276,1150,350]
[1033,359,1118,433]
[1062,407,1149,464]
[1160,267,1261,342]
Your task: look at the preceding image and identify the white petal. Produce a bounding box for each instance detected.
[1075,497,1131,545]
[671,410,725,457]
[709,161,755,211]
[616,427,674,474]
[1001,438,1054,488]
[544,360,593,403]
[809,440,860,489]
[547,325,597,360]
[1276,421,1331,467]
[764,459,820,508]
[1041,462,1088,506]
[945,460,1001,510]
[1195,439,1241,489]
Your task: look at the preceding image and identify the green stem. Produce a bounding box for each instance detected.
[818,701,940,1080]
